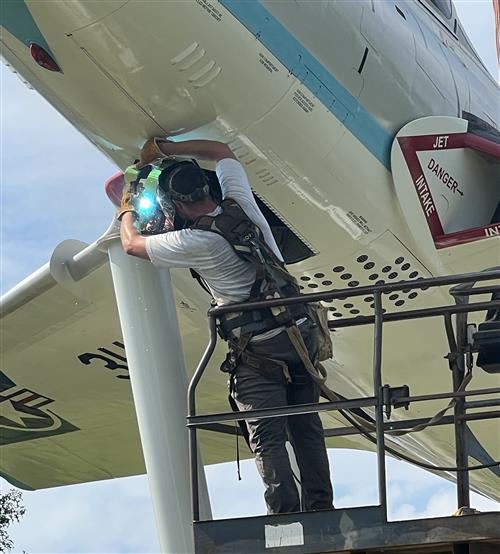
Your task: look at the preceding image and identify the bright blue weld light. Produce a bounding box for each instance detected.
[139,197,152,210]
[137,192,156,216]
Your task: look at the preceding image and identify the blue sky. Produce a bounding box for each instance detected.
[1,2,499,553]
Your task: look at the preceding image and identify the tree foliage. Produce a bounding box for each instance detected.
[0,489,26,552]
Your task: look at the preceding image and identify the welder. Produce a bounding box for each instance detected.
[118,138,334,514]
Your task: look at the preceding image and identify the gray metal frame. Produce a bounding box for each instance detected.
[193,508,500,554]
[187,269,500,528]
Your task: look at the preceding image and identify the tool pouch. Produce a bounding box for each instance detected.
[306,302,333,361]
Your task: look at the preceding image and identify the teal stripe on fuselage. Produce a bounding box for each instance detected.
[219,0,392,169]
[0,0,54,56]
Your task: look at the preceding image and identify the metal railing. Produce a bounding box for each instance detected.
[187,269,500,522]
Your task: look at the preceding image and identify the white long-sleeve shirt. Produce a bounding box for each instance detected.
[145,158,282,306]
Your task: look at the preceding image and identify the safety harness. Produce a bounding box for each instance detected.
[190,198,396,461]
[193,199,302,333]
[190,196,480,456]
[190,198,332,378]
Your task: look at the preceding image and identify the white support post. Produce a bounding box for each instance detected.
[105,239,211,553]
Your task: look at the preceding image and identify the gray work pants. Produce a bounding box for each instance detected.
[230,319,334,514]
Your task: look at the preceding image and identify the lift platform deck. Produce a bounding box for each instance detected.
[188,270,500,554]
[194,507,500,553]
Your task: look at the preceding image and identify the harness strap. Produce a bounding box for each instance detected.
[285,325,326,380]
[283,324,464,438]
[284,325,347,403]
[240,350,291,384]
[192,198,304,338]
[230,334,251,357]
[189,269,212,296]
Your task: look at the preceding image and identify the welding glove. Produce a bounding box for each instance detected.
[117,190,134,220]
[136,137,171,169]
[117,165,140,220]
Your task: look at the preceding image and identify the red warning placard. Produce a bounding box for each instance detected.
[397,132,500,249]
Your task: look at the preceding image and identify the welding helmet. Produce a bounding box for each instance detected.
[157,160,210,211]
[123,164,171,234]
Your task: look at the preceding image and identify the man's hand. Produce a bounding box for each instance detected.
[120,212,149,260]
[117,164,143,219]
[117,186,135,220]
[136,137,171,169]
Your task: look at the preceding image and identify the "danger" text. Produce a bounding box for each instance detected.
[427,158,463,196]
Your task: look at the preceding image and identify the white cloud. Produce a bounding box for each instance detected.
[0,66,116,295]
[6,476,160,554]
[391,487,500,521]
[455,0,498,80]
[8,451,498,553]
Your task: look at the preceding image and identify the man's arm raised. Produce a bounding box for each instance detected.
[121,138,236,258]
[138,138,236,168]
[120,212,150,260]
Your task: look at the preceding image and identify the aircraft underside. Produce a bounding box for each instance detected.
[0,0,499,503]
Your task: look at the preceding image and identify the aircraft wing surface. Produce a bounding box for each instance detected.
[0,237,365,490]
[3,235,497,499]
[1,239,147,489]
[0,238,233,489]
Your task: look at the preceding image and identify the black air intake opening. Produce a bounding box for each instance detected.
[203,169,315,265]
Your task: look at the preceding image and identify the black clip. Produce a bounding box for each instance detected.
[382,384,410,419]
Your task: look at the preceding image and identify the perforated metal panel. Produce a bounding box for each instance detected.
[296,232,433,319]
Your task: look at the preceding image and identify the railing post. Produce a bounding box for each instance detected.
[453,311,471,509]
[444,311,471,511]
[187,269,500,529]
[188,316,218,522]
[373,291,388,522]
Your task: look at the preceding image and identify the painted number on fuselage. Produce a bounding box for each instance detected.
[78,341,129,380]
